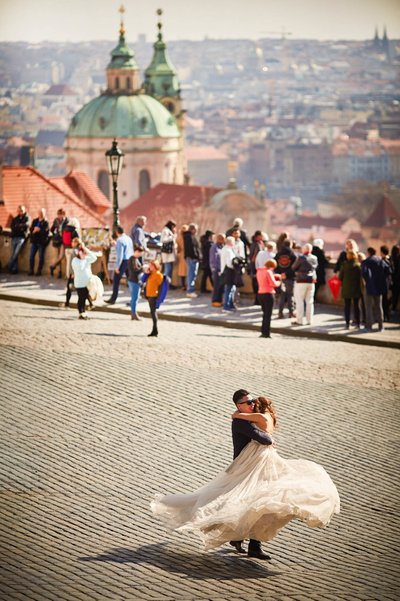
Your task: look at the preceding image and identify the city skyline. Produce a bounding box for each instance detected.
[1,0,400,43]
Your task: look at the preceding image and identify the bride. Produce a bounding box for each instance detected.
[151,395,340,552]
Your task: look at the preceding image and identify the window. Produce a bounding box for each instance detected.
[115,76,120,89]
[139,169,150,196]
[126,77,131,90]
[97,170,110,198]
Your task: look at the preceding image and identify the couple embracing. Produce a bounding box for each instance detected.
[151,388,340,559]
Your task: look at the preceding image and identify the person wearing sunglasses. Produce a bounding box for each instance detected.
[229,389,275,559]
[151,389,339,557]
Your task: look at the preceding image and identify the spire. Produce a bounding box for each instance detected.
[119,4,126,42]
[144,8,180,100]
[372,26,380,50]
[382,25,390,59]
[106,5,140,94]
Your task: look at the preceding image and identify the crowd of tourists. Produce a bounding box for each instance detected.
[4,207,400,336]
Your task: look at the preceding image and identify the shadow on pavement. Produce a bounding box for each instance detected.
[78,543,281,579]
[84,332,135,337]
[196,333,252,338]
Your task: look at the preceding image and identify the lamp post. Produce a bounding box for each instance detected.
[105,138,124,232]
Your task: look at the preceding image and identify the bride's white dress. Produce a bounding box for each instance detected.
[151,440,340,550]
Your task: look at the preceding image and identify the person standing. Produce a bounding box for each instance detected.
[184,223,201,298]
[292,243,318,326]
[390,244,400,313]
[312,238,329,302]
[256,259,281,338]
[177,224,188,290]
[275,239,296,319]
[160,220,177,282]
[130,216,148,252]
[62,217,80,279]
[145,260,164,337]
[255,241,277,268]
[71,243,98,320]
[226,217,251,260]
[50,208,68,278]
[334,239,359,273]
[248,231,265,305]
[380,245,392,322]
[209,233,225,307]
[28,208,49,276]
[276,231,289,253]
[8,205,30,274]
[220,236,237,312]
[339,250,362,329]
[231,228,246,261]
[361,247,388,332]
[105,226,133,305]
[200,230,214,293]
[127,245,144,320]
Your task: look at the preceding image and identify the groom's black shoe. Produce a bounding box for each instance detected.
[229,540,246,554]
[247,549,271,560]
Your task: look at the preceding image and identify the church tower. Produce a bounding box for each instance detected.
[66,6,185,209]
[106,5,140,94]
[144,9,184,130]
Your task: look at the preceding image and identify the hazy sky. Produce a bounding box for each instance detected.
[1,0,399,43]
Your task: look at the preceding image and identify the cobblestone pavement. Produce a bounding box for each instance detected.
[1,274,400,349]
[0,300,399,601]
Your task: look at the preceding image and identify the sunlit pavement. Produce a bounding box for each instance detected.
[0,292,399,600]
[1,273,399,348]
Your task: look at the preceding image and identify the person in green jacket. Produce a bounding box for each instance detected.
[339,250,363,329]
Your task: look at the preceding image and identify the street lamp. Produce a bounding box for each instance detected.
[105,138,124,231]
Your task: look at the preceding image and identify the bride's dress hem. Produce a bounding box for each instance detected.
[151,442,340,551]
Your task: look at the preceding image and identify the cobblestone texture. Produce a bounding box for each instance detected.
[0,300,399,600]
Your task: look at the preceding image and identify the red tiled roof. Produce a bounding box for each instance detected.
[45,84,76,96]
[51,171,110,214]
[120,183,222,232]
[0,166,108,229]
[363,195,400,228]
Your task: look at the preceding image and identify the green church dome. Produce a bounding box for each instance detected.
[67,94,180,139]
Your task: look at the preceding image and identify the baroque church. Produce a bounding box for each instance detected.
[65,7,186,210]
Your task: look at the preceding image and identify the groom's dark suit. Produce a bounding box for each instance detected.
[231,418,274,556]
[232,419,273,459]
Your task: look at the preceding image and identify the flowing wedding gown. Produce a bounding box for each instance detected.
[151,433,340,551]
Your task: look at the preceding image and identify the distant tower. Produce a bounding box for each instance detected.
[144,9,184,130]
[372,26,380,51]
[382,26,390,57]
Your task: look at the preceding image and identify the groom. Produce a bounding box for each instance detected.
[230,388,274,560]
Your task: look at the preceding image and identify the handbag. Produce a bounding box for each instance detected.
[161,240,174,254]
[327,274,341,300]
